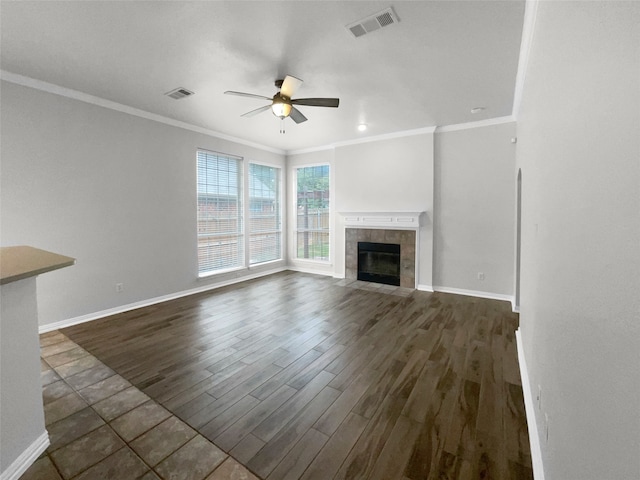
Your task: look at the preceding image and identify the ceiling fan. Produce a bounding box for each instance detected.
[224,75,339,132]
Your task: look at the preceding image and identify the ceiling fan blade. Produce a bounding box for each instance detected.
[225,91,272,101]
[291,98,340,108]
[241,105,272,117]
[280,75,303,98]
[289,107,308,124]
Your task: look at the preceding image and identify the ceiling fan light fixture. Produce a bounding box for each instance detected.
[272,102,292,118]
[272,94,292,118]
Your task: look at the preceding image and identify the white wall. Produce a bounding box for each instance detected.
[333,133,435,288]
[0,81,286,328]
[434,121,517,297]
[0,279,48,477]
[517,2,640,479]
[3,79,520,328]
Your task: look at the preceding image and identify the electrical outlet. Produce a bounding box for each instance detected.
[115,283,124,293]
[477,272,485,280]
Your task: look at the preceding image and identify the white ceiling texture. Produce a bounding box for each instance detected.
[1,1,525,153]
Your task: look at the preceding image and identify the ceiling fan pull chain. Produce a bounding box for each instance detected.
[280,118,285,134]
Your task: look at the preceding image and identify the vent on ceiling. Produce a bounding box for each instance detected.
[165,87,194,100]
[346,7,399,38]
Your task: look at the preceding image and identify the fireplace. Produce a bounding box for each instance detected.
[358,242,401,286]
[345,227,417,288]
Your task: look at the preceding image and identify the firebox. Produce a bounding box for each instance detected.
[357,242,401,286]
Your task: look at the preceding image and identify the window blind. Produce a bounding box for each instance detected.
[197,150,243,275]
[249,163,282,264]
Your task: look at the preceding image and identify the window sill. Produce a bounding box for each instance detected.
[249,259,284,269]
[197,266,247,279]
[197,259,285,280]
[291,258,332,265]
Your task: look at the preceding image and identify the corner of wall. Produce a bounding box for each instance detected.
[515,328,545,480]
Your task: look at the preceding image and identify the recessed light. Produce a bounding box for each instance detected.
[357,124,367,132]
[470,107,486,114]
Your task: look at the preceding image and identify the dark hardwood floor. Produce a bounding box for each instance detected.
[62,271,533,480]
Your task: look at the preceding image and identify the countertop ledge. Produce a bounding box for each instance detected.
[0,246,75,285]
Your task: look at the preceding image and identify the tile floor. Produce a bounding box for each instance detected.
[20,331,258,480]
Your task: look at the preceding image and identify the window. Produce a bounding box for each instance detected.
[295,165,330,261]
[197,151,283,276]
[197,150,243,275]
[249,163,282,264]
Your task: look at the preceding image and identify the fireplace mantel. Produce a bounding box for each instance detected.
[340,211,426,229]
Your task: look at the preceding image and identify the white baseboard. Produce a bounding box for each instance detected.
[432,285,514,304]
[515,328,545,480]
[0,431,49,480]
[39,266,286,334]
[41,273,515,334]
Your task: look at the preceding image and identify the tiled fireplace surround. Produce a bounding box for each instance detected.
[345,228,417,288]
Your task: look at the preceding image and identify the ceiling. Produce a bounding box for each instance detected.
[1,1,525,153]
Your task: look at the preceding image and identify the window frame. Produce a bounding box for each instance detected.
[293,163,331,264]
[196,149,245,277]
[247,161,283,266]
[196,149,284,278]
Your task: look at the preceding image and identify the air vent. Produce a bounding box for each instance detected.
[346,7,399,38]
[165,88,194,100]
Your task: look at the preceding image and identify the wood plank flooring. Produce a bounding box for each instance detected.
[62,271,533,480]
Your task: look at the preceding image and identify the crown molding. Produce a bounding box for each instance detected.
[2,68,524,156]
[0,70,286,156]
[331,126,437,148]
[286,144,336,156]
[287,126,437,156]
[289,114,520,155]
[435,115,516,134]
